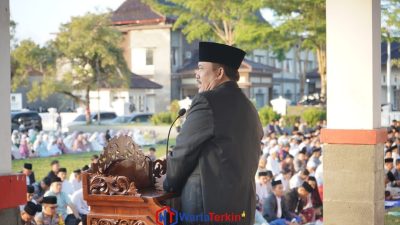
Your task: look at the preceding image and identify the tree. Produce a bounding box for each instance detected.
[11,39,56,91]
[10,20,17,48]
[381,0,400,109]
[262,1,326,104]
[144,0,273,49]
[31,13,130,124]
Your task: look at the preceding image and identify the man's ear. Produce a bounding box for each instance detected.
[217,67,224,79]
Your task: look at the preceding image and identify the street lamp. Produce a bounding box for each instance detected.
[306,79,310,104]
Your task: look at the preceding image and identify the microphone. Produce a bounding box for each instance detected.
[166,108,187,157]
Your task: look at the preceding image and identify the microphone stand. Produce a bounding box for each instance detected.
[166,108,186,157]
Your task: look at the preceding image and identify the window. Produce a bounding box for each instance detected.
[146,48,154,65]
[270,57,276,67]
[172,47,179,66]
[254,55,263,63]
[286,60,291,72]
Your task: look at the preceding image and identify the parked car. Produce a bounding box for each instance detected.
[68,112,117,127]
[11,111,42,132]
[103,113,153,125]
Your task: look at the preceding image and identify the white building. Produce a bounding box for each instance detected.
[248,48,318,104]
[78,73,162,116]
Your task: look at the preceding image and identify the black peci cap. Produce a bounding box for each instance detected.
[198,42,246,70]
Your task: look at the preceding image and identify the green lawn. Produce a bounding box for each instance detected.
[386,207,400,225]
[12,140,174,181]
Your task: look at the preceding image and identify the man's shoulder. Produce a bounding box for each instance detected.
[265,193,276,202]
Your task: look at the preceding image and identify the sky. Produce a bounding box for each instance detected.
[10,0,125,45]
[10,0,275,46]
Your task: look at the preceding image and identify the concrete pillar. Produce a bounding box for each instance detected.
[0,1,26,223]
[0,0,11,175]
[322,0,385,225]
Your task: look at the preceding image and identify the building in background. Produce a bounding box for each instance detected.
[84,73,162,116]
[308,42,400,110]
[112,0,283,110]
[248,48,318,104]
[12,69,73,112]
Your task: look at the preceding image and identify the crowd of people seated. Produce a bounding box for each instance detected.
[384,120,400,200]
[254,120,324,225]
[19,147,158,225]
[11,129,158,160]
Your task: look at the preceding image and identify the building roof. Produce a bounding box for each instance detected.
[129,73,162,89]
[242,59,281,73]
[101,73,162,89]
[112,0,172,26]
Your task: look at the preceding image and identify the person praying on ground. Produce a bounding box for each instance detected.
[44,177,81,225]
[46,160,60,181]
[57,168,74,196]
[267,146,281,176]
[290,169,310,189]
[33,177,52,203]
[71,189,89,225]
[262,180,299,225]
[308,147,322,168]
[22,163,36,185]
[69,169,82,192]
[307,176,323,219]
[385,157,395,174]
[284,182,314,224]
[293,148,307,172]
[20,202,40,225]
[34,196,60,225]
[275,168,292,193]
[20,134,30,158]
[256,171,274,204]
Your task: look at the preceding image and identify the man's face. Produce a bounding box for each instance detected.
[44,204,57,216]
[23,168,32,176]
[53,182,62,193]
[396,163,400,171]
[195,62,221,93]
[259,176,269,185]
[27,193,33,201]
[284,173,292,180]
[40,181,49,190]
[298,187,310,198]
[21,212,34,222]
[273,184,284,197]
[308,180,317,189]
[57,172,66,181]
[300,174,309,181]
[75,173,82,182]
[386,163,394,171]
[52,164,59,172]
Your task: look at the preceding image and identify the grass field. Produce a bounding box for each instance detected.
[386,207,400,225]
[12,140,175,181]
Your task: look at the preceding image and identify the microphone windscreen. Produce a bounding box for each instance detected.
[178,108,187,117]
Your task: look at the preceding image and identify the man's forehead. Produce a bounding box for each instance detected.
[198,61,213,67]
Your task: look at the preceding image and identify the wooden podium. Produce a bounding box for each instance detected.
[82,136,178,225]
